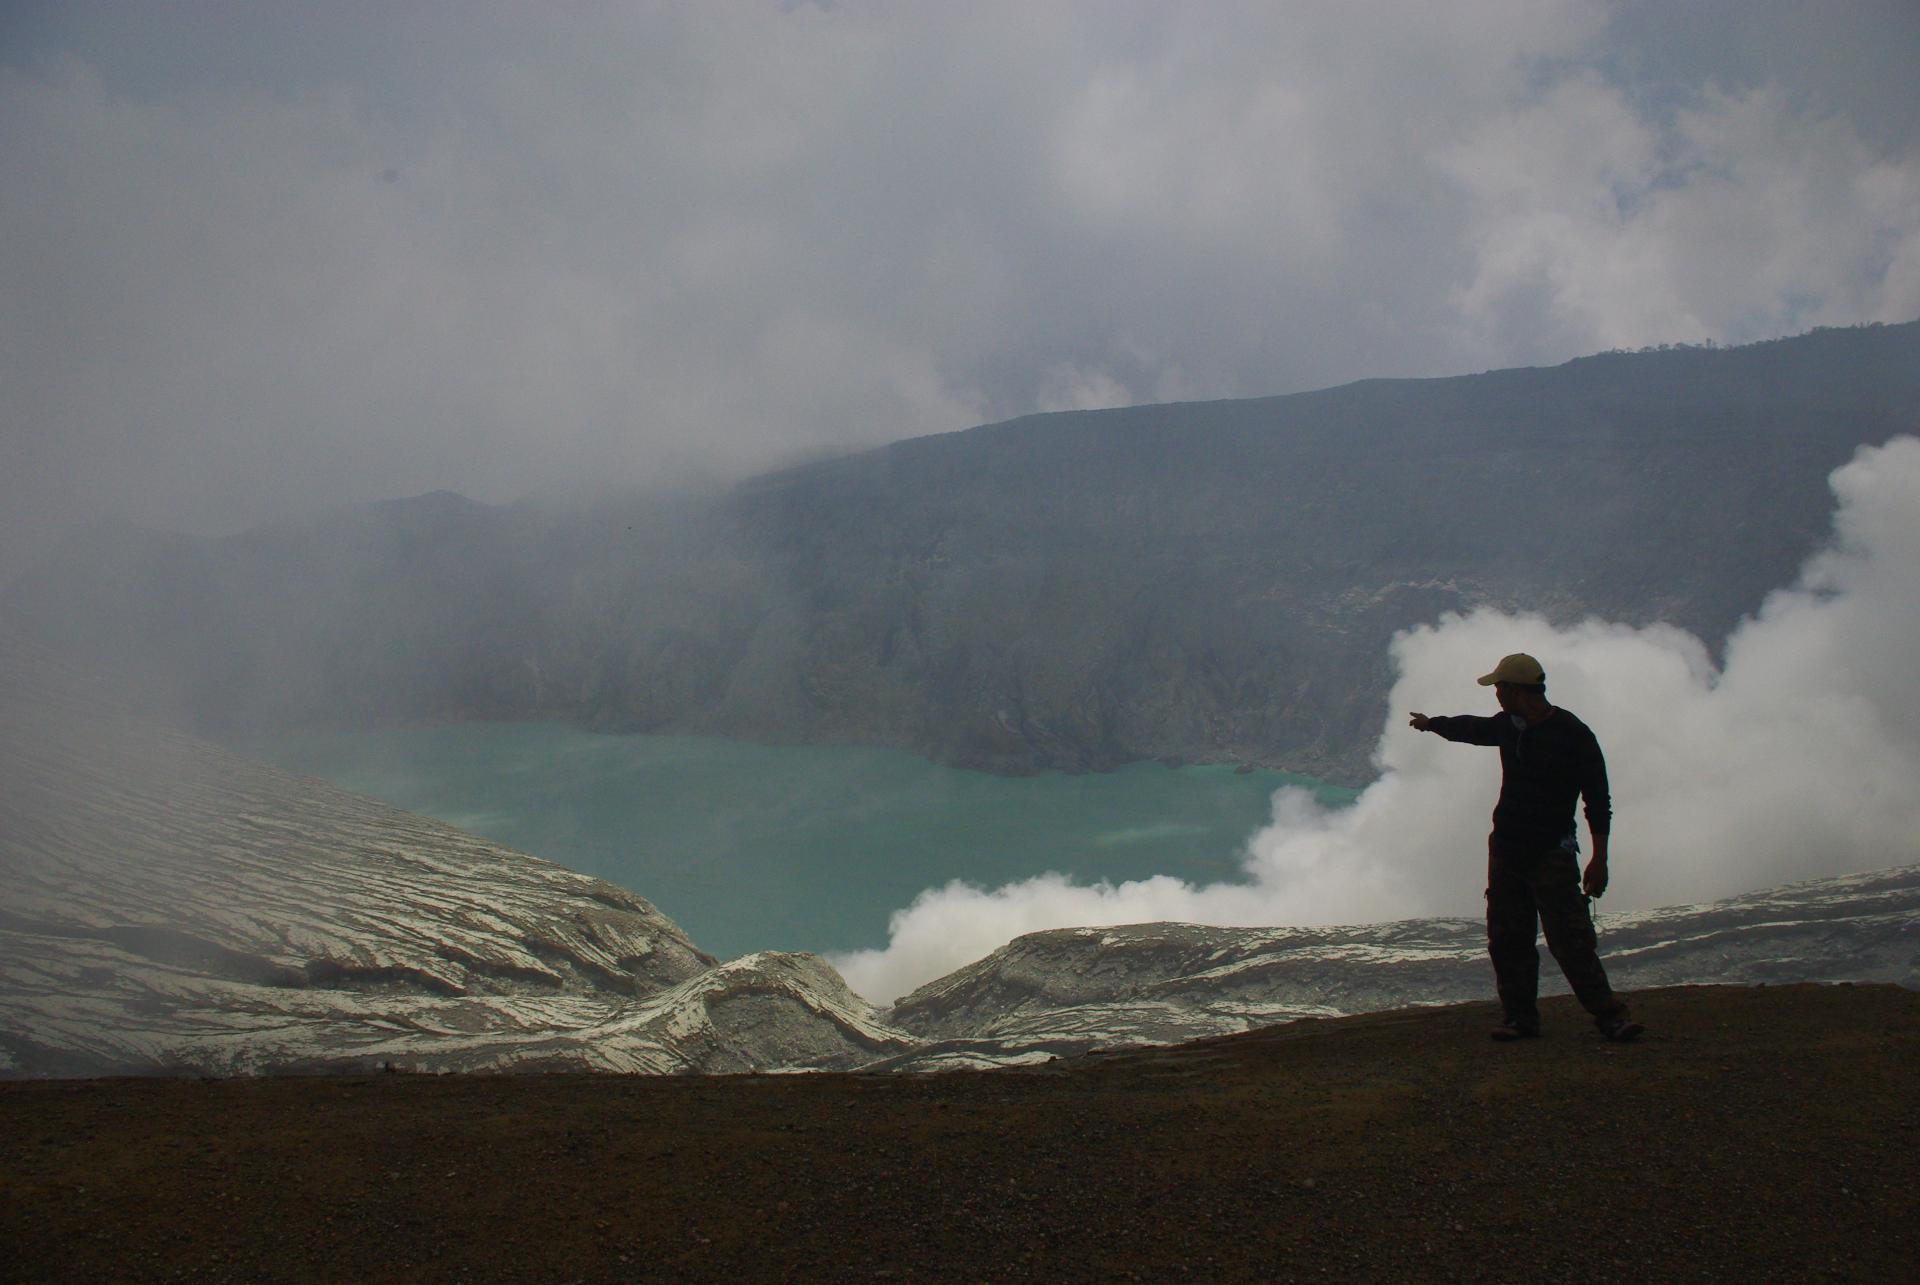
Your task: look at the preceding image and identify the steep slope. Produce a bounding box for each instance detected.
[11,322,1920,780]
[0,637,913,1076]
[719,321,1920,777]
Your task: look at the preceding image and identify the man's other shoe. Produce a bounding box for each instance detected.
[1490,1018,1541,1041]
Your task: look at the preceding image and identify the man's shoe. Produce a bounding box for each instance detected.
[1597,1009,1644,1042]
[1490,1018,1541,1041]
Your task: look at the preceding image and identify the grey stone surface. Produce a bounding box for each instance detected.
[0,636,911,1077]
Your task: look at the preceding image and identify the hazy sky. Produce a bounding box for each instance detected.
[4,1,1918,577]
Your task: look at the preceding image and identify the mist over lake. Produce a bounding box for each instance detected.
[242,724,1353,961]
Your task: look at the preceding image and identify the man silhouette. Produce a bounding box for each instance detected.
[1409,653,1643,1042]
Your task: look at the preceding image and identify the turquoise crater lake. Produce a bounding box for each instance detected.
[244,723,1355,961]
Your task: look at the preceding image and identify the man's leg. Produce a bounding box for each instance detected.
[1485,845,1541,1033]
[1531,851,1638,1037]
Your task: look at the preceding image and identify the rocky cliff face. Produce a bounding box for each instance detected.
[12,323,1920,781]
[3,634,1913,1077]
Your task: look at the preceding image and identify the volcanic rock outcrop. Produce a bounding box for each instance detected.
[0,636,911,1076]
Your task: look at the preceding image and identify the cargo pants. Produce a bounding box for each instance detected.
[1485,840,1622,1025]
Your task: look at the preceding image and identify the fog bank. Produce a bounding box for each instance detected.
[6,3,1919,584]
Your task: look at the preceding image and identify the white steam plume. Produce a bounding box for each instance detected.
[833,436,1920,1004]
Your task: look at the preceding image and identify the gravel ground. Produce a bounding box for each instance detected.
[3,982,1915,1282]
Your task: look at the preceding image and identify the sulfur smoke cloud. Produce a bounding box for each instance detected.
[833,436,1920,1004]
[5,3,1920,585]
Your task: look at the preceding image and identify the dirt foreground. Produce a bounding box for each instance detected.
[4,983,1915,1282]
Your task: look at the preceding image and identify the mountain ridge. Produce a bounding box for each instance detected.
[12,320,1920,781]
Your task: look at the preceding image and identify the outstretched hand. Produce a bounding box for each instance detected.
[1408,712,1432,732]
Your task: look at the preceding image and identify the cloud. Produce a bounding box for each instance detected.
[4,1,1917,585]
[832,437,1920,1004]
[1441,80,1920,351]
[1035,365,1133,414]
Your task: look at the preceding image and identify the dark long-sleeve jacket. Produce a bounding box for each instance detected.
[1427,708,1611,851]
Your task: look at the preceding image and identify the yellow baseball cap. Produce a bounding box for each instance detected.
[1477,653,1545,686]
